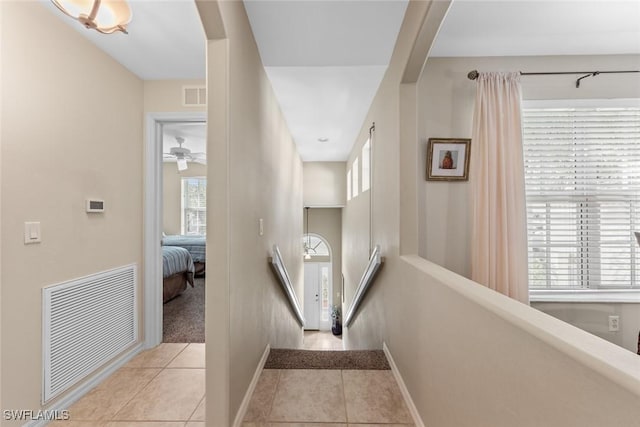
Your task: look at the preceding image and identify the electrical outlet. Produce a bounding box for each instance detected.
[608,315,620,332]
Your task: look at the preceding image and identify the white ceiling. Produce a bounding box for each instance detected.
[41,0,640,162]
[40,0,206,80]
[244,0,409,161]
[431,1,640,57]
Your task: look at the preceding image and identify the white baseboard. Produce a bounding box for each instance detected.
[23,342,143,427]
[232,344,271,427]
[383,342,425,427]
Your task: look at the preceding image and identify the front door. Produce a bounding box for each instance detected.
[304,264,320,330]
[304,263,332,331]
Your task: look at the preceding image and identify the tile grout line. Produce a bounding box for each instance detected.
[186,392,206,422]
[109,343,190,422]
[264,368,283,423]
[341,369,349,424]
[101,367,165,422]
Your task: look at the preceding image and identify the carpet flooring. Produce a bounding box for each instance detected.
[265,349,390,370]
[163,277,205,343]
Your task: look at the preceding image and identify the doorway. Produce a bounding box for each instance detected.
[303,232,333,331]
[144,112,206,349]
[161,121,207,343]
[304,262,332,330]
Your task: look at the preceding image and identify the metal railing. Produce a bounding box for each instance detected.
[344,245,384,327]
[268,245,305,326]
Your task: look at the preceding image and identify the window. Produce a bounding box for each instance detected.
[302,234,330,257]
[347,169,352,201]
[353,158,359,198]
[362,138,371,192]
[523,102,640,291]
[181,177,206,235]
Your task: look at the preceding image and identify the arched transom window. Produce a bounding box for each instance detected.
[303,234,330,258]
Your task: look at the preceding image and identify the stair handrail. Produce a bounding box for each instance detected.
[344,245,384,327]
[268,244,305,327]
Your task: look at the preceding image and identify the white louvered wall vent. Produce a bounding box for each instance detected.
[43,264,137,403]
[183,86,207,106]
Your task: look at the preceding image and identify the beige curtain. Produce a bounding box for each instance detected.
[470,72,529,304]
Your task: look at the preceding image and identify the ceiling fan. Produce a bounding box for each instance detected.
[163,136,206,171]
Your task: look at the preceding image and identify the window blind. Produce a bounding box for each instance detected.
[182,177,207,235]
[523,106,640,289]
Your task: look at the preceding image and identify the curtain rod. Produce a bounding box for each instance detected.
[467,69,640,88]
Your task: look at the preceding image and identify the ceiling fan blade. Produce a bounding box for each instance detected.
[193,158,207,165]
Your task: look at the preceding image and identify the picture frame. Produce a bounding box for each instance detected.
[426,138,471,181]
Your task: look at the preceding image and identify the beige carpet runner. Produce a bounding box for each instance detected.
[265,349,390,370]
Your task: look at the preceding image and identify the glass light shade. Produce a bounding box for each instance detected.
[51,0,132,34]
[177,159,188,171]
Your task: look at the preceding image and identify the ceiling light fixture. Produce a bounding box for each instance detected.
[317,137,329,143]
[177,158,188,172]
[51,0,132,34]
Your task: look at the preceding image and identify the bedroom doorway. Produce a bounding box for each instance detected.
[161,122,207,344]
[144,112,207,349]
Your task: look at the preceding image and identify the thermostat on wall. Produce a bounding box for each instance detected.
[86,199,105,213]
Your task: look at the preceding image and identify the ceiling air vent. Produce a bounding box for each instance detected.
[183,86,207,107]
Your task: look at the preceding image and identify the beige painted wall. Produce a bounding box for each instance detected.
[341,1,640,424]
[532,301,640,354]
[303,162,346,207]
[391,256,640,427]
[162,162,207,235]
[305,208,342,306]
[418,54,640,278]
[1,1,143,420]
[144,79,206,113]
[202,2,304,424]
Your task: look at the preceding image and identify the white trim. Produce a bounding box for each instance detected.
[383,342,425,427]
[232,344,271,427]
[530,289,640,303]
[144,112,206,349]
[24,343,143,427]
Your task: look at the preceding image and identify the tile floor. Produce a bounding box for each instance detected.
[302,330,344,351]
[50,343,205,427]
[242,368,414,426]
[51,334,413,427]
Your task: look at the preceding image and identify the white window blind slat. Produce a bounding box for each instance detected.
[523,106,640,290]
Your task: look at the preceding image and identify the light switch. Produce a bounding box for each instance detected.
[259,218,264,236]
[24,222,41,244]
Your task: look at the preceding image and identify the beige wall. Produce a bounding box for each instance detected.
[162,162,207,235]
[305,208,342,306]
[391,256,640,427]
[144,79,206,113]
[1,1,143,420]
[532,301,640,354]
[202,2,304,424]
[418,54,640,278]
[303,162,346,207]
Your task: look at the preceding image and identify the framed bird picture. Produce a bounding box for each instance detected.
[426,138,471,181]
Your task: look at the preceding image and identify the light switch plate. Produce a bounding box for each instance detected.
[24,222,41,244]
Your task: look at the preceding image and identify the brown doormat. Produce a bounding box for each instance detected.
[265,349,390,370]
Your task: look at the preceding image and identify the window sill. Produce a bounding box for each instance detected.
[530,289,640,303]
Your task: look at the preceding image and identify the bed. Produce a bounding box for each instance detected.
[162,246,195,303]
[162,234,206,276]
